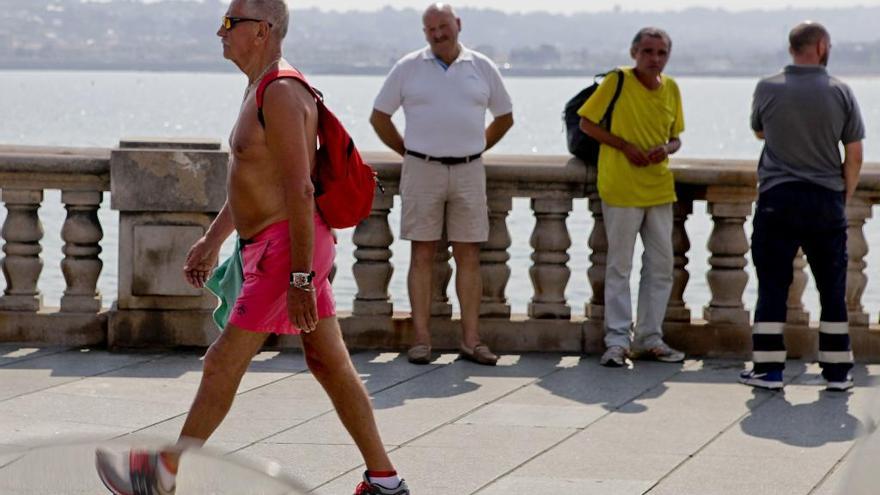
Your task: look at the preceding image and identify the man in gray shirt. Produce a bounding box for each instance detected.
[740,21,865,391]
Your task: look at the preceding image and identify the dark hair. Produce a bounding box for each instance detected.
[631,27,672,52]
[789,21,829,54]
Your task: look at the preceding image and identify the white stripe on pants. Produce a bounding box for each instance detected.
[602,202,674,350]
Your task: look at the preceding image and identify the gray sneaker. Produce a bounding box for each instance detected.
[632,342,685,363]
[95,447,175,495]
[600,346,628,367]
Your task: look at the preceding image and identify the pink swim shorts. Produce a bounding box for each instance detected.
[228,215,336,334]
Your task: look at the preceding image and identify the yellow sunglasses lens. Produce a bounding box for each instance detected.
[222,16,232,29]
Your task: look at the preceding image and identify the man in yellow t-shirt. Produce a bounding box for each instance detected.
[577,27,685,367]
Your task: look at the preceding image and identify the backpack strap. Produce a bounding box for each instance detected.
[255,68,324,128]
[599,68,625,126]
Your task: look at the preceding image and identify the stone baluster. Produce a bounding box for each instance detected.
[846,197,871,326]
[480,196,512,318]
[785,250,809,324]
[60,190,104,313]
[703,187,754,326]
[431,237,453,318]
[352,192,394,317]
[528,198,572,319]
[666,197,693,322]
[585,194,606,319]
[0,189,44,311]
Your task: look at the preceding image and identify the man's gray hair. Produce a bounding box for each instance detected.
[789,21,829,54]
[244,0,290,40]
[631,27,672,51]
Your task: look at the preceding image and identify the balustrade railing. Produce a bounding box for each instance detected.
[2,145,879,358]
[0,146,109,344]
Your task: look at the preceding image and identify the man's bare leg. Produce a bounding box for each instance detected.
[452,241,482,349]
[408,240,438,346]
[301,316,394,471]
[163,325,269,470]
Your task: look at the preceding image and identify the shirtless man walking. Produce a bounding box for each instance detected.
[96,1,408,494]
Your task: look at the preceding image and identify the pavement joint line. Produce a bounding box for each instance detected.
[0,346,73,368]
[0,452,26,470]
[807,436,859,494]
[224,358,447,459]
[470,361,685,494]
[0,350,172,404]
[642,366,811,494]
[118,360,313,440]
[113,350,433,446]
[309,356,573,493]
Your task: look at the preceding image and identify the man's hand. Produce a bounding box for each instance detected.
[622,142,650,167]
[183,237,220,288]
[646,144,669,164]
[287,286,318,333]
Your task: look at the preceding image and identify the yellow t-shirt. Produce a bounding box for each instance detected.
[577,68,685,207]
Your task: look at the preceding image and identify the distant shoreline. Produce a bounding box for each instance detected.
[3,63,880,79]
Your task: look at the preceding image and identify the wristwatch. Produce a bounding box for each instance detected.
[289,271,315,290]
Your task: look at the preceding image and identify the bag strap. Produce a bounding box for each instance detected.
[598,68,625,126]
[255,68,324,128]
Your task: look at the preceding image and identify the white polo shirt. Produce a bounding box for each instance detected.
[373,45,513,157]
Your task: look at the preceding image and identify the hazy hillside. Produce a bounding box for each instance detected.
[3,0,879,75]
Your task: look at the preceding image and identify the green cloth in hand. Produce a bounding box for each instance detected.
[205,240,244,330]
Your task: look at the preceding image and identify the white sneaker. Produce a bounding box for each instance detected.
[825,376,854,392]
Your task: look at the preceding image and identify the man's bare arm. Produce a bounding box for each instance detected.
[263,80,318,331]
[370,109,405,156]
[183,201,234,288]
[843,140,864,203]
[484,112,513,151]
[205,202,235,245]
[579,117,649,166]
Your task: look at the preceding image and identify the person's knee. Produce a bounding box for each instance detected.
[452,243,480,266]
[305,347,346,380]
[410,242,437,268]
[302,331,347,379]
[202,343,237,382]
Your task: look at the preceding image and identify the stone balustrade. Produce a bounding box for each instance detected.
[1,144,880,359]
[0,145,109,344]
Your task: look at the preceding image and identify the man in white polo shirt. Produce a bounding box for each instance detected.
[370,2,514,366]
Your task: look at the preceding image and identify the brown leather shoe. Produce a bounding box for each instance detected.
[407,344,432,364]
[459,343,498,366]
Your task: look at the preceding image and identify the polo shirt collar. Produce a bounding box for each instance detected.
[785,64,828,74]
[421,44,474,65]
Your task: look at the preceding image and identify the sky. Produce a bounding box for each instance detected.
[278,0,880,13]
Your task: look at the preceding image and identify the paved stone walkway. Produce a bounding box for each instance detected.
[0,344,876,494]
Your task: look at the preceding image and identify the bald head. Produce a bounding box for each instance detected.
[789,21,829,54]
[423,3,457,21]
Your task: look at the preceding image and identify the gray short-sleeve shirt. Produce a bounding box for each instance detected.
[751,65,865,193]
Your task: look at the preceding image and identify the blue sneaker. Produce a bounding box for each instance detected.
[739,369,783,390]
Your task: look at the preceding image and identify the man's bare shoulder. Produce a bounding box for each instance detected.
[262,78,317,117]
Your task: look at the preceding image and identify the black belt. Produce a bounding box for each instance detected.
[405,149,482,165]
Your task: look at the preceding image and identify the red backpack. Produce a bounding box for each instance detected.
[255,68,377,229]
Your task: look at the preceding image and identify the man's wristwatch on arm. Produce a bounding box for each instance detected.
[289,271,315,291]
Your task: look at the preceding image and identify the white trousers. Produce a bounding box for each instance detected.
[602,202,674,350]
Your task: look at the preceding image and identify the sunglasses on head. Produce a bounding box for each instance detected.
[222,15,273,30]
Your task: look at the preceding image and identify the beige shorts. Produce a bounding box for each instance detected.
[400,154,489,243]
